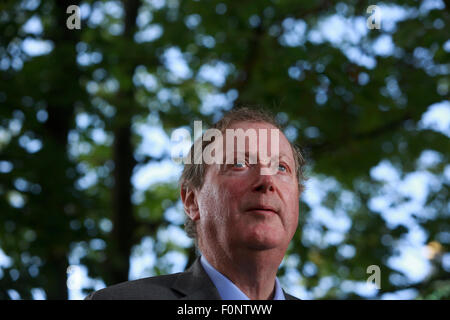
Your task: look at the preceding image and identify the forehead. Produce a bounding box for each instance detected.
[224,121,294,158]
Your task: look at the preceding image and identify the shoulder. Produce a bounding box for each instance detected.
[85,273,183,300]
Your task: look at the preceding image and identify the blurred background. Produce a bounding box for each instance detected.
[0,0,449,300]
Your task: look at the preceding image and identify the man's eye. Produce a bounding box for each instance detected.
[278,164,287,172]
[233,162,247,168]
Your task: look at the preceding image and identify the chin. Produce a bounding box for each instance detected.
[231,220,287,250]
[242,231,285,251]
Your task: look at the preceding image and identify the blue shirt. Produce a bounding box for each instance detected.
[200,255,285,300]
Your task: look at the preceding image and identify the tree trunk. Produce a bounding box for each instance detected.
[106,0,141,285]
[110,124,136,283]
[40,0,82,300]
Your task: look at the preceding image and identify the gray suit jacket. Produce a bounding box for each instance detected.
[85,258,298,300]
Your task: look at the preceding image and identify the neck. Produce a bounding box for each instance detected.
[201,246,285,300]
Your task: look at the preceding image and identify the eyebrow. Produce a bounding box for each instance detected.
[226,151,294,165]
[279,153,294,163]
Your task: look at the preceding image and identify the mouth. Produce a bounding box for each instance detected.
[245,205,278,215]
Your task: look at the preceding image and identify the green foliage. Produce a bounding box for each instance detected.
[0,0,448,299]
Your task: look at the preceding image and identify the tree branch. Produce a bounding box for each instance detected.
[308,113,412,156]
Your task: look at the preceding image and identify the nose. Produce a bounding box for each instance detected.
[252,172,275,193]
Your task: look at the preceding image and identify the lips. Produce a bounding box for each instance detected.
[245,205,279,215]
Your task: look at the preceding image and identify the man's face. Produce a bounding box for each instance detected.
[194,121,300,254]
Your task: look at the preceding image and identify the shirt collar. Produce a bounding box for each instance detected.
[200,255,285,300]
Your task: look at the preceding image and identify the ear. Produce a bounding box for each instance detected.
[180,186,200,222]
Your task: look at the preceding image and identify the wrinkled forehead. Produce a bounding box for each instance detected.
[221,121,294,159]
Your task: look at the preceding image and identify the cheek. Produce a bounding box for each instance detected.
[291,202,299,226]
[283,184,300,226]
[198,182,232,226]
[198,186,219,216]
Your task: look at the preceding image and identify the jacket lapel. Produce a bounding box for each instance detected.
[171,257,222,300]
[283,290,300,300]
[171,256,300,300]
